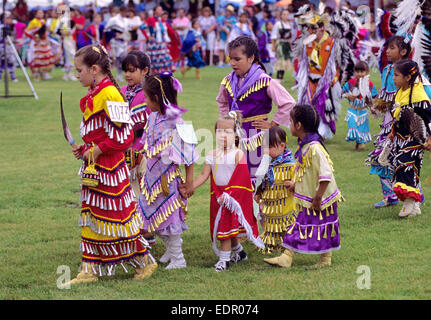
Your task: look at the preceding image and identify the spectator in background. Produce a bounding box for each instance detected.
[198,6,217,65]
[271,8,293,81]
[87,13,104,44]
[160,0,174,14]
[174,0,190,14]
[169,11,177,24]
[230,11,255,42]
[287,4,297,39]
[243,5,259,36]
[172,8,190,42]
[102,7,112,24]
[216,5,236,67]
[13,0,28,23]
[257,7,275,34]
[105,6,130,81]
[141,5,174,74]
[127,0,138,12]
[138,0,146,13]
[145,0,159,13]
[73,9,91,49]
[162,10,169,23]
[128,8,142,50]
[258,20,276,76]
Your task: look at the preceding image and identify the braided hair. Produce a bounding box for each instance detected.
[393,59,421,106]
[75,44,127,101]
[227,35,267,72]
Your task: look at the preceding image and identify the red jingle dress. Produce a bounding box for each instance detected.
[77,77,154,276]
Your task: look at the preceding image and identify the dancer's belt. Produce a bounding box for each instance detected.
[242,113,270,123]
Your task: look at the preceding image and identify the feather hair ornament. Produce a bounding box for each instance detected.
[228,111,244,138]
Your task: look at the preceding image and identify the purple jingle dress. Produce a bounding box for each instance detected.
[136,107,199,236]
[282,138,343,254]
[216,63,295,184]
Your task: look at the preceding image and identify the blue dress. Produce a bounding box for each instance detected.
[342,78,378,144]
[181,29,206,69]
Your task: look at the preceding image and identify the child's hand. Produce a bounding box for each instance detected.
[252,119,273,130]
[254,193,261,203]
[81,145,102,162]
[72,144,85,160]
[284,181,295,193]
[179,184,187,198]
[311,195,322,211]
[179,182,194,198]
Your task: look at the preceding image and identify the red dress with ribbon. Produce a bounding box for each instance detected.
[209,155,264,254]
[78,77,153,275]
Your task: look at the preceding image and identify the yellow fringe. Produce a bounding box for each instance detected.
[221,76,270,102]
[147,196,187,233]
[140,167,185,204]
[142,135,173,159]
[294,144,335,183]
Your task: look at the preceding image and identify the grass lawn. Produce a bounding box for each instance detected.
[0,65,431,300]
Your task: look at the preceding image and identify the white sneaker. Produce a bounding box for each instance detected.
[214,260,230,272]
[63,74,69,81]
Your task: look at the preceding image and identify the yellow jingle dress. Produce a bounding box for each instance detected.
[258,149,297,253]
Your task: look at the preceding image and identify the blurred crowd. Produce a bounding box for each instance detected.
[0,0,381,82]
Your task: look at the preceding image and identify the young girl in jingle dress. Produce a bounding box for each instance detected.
[254,126,297,254]
[69,44,157,285]
[386,60,431,218]
[216,36,296,185]
[264,104,343,269]
[342,61,378,150]
[367,36,411,208]
[137,72,198,270]
[120,51,151,198]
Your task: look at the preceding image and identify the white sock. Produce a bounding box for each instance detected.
[232,243,243,253]
[219,250,231,262]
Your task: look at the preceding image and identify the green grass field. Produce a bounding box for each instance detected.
[1,66,431,300]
